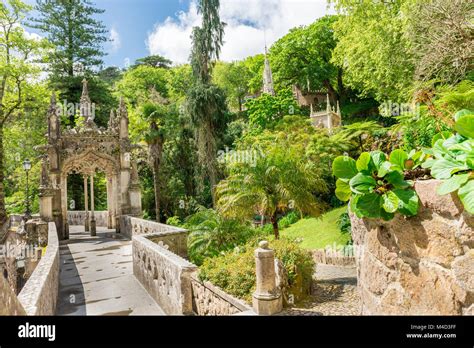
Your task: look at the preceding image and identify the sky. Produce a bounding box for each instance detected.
[25,0,335,68]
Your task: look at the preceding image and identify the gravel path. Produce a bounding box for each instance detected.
[279,264,361,316]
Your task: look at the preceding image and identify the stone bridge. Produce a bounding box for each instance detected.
[1,213,266,316]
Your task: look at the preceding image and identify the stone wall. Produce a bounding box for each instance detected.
[0,273,26,315]
[120,215,187,240]
[17,222,60,315]
[67,211,109,227]
[350,180,473,315]
[190,274,252,315]
[133,233,197,315]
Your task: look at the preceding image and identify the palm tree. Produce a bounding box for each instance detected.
[185,208,253,265]
[143,102,168,222]
[216,146,328,239]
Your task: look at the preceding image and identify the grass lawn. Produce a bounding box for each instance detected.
[281,206,351,250]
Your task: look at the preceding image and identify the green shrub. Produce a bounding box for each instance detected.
[333,150,420,220]
[199,238,315,304]
[337,209,351,234]
[184,208,259,265]
[166,216,182,227]
[422,109,474,213]
[278,211,300,229]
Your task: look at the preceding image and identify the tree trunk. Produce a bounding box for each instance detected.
[271,212,279,240]
[337,68,346,103]
[323,79,338,104]
[0,123,7,226]
[149,121,164,222]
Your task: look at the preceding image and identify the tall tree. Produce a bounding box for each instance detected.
[213,61,250,112]
[187,0,227,205]
[331,0,414,102]
[0,0,46,226]
[31,0,107,80]
[132,55,172,69]
[143,101,168,222]
[30,0,109,123]
[270,15,345,102]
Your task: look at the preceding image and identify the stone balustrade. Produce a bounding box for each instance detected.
[120,215,187,239]
[133,232,197,315]
[67,211,109,227]
[17,222,59,315]
[189,274,252,315]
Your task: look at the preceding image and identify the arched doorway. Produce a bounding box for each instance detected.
[36,80,142,239]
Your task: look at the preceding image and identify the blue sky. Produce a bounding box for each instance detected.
[25,0,333,68]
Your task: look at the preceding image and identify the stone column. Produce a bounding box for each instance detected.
[84,176,89,232]
[252,241,282,315]
[90,174,96,236]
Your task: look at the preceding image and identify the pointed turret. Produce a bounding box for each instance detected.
[118,96,129,139]
[336,100,341,117]
[262,46,275,96]
[80,79,94,121]
[48,92,60,141]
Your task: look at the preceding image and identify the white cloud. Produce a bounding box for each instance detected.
[147,0,334,64]
[109,27,121,53]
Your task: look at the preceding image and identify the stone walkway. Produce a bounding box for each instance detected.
[56,226,164,315]
[280,264,361,316]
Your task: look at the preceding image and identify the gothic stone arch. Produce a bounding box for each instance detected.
[37,80,142,240]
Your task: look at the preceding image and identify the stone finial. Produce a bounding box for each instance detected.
[118,96,128,119]
[259,240,269,249]
[262,46,275,96]
[326,94,331,113]
[108,109,116,129]
[336,100,341,116]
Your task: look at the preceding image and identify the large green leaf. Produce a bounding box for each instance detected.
[382,191,400,213]
[349,173,376,194]
[454,109,473,121]
[377,161,392,177]
[393,189,419,216]
[431,131,454,147]
[370,151,387,171]
[385,170,410,188]
[335,179,351,201]
[437,174,470,195]
[430,157,468,179]
[350,195,363,218]
[356,152,374,173]
[354,193,381,218]
[458,180,474,214]
[455,115,474,139]
[389,149,408,171]
[332,156,358,179]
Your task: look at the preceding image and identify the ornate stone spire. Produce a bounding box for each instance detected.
[262,46,275,96]
[118,96,128,119]
[326,94,331,113]
[108,109,117,129]
[48,92,60,141]
[80,78,92,120]
[118,96,129,139]
[336,100,341,116]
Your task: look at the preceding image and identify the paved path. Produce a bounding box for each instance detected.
[56,226,164,315]
[280,264,360,316]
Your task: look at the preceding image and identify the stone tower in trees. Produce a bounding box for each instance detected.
[262,46,275,96]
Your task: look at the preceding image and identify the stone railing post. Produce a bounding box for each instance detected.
[252,241,282,315]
